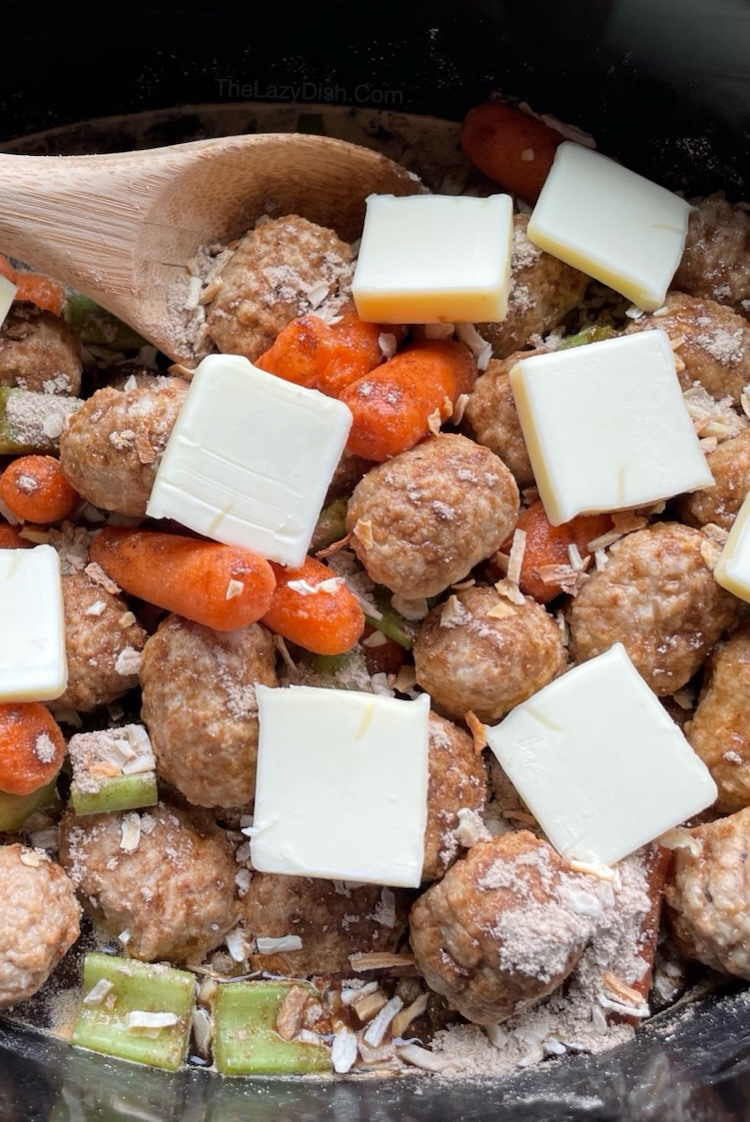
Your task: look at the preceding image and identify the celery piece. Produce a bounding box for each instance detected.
[364,586,420,650]
[70,772,158,817]
[296,113,327,135]
[0,387,82,453]
[309,497,348,552]
[0,778,58,832]
[72,952,195,1072]
[64,292,147,350]
[298,646,372,691]
[558,324,618,350]
[214,981,330,1076]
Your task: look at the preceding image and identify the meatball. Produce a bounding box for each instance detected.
[475,214,588,358]
[140,614,278,809]
[241,875,410,975]
[625,292,750,406]
[461,354,535,488]
[409,831,613,1024]
[206,216,353,360]
[346,434,520,599]
[0,845,80,1008]
[665,807,750,978]
[424,714,489,881]
[677,429,750,531]
[59,378,188,516]
[59,802,239,963]
[686,625,750,812]
[49,571,147,712]
[0,305,82,395]
[414,586,566,723]
[674,194,750,319]
[567,522,739,695]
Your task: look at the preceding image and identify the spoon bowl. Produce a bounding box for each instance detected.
[0,132,423,362]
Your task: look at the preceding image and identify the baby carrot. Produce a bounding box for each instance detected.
[89,527,276,632]
[0,256,65,316]
[0,703,66,796]
[460,101,563,201]
[261,555,365,655]
[502,500,613,602]
[0,455,80,524]
[339,340,477,461]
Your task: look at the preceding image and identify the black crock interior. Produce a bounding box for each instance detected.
[2,3,750,1119]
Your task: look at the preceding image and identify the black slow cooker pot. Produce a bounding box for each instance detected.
[2,3,750,1119]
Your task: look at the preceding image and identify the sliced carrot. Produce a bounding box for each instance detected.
[0,703,65,795]
[0,255,65,316]
[89,528,276,632]
[501,500,614,602]
[261,555,365,655]
[0,522,31,548]
[339,340,477,462]
[460,101,563,201]
[0,455,80,524]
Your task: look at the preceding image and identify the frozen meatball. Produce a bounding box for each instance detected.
[59,378,188,516]
[49,571,146,713]
[423,714,489,881]
[461,354,535,488]
[475,215,588,358]
[346,434,520,599]
[686,624,750,812]
[206,216,353,360]
[0,845,80,1008]
[414,585,566,724]
[409,831,613,1024]
[674,194,750,319]
[567,522,738,695]
[677,429,750,531]
[241,875,410,975]
[0,305,82,395]
[140,614,278,809]
[59,802,239,964]
[665,807,750,978]
[625,292,750,406]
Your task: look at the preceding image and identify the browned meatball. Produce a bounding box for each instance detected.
[567,523,739,696]
[677,429,750,530]
[140,614,278,809]
[625,292,750,405]
[59,378,188,516]
[414,586,566,723]
[686,624,750,812]
[461,355,535,489]
[0,305,82,395]
[205,216,353,360]
[59,802,239,964]
[475,214,588,358]
[674,194,750,319]
[346,434,520,599]
[0,845,80,1008]
[424,714,489,881]
[241,874,410,975]
[409,831,613,1024]
[665,807,750,978]
[49,571,147,712]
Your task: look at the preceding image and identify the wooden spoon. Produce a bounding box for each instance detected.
[0,133,423,362]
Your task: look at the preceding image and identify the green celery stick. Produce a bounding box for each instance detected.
[72,952,195,1071]
[298,646,372,691]
[309,497,348,552]
[64,292,147,350]
[558,324,618,350]
[214,981,330,1076]
[0,387,81,453]
[70,772,158,817]
[364,586,420,650]
[0,779,58,832]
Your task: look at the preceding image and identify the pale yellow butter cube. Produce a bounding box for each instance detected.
[0,545,67,702]
[351,193,513,324]
[715,491,750,602]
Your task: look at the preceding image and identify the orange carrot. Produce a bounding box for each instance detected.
[0,455,80,524]
[256,307,385,398]
[502,500,614,602]
[0,256,65,316]
[0,703,65,795]
[339,340,477,462]
[261,555,365,655]
[90,527,276,632]
[0,522,31,549]
[460,102,563,201]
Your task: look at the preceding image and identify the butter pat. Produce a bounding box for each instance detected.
[714,491,750,601]
[486,644,717,866]
[251,686,430,887]
[146,354,352,567]
[527,142,692,310]
[0,545,67,702]
[0,275,16,330]
[509,331,712,526]
[351,193,514,324]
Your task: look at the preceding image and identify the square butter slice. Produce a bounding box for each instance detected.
[715,490,750,601]
[486,644,717,867]
[352,193,514,324]
[0,544,67,702]
[527,141,692,310]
